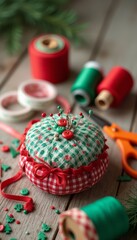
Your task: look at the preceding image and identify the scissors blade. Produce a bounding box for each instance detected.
[81,107,112,128]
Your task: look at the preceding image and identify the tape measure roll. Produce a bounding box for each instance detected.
[59,197,129,240]
[18,80,58,110]
[95,66,134,110]
[71,61,103,106]
[0,91,34,122]
[28,34,70,84]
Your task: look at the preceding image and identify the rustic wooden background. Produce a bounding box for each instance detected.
[1,0,137,239]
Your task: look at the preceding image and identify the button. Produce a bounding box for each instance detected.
[62,130,74,139]
[57,118,67,126]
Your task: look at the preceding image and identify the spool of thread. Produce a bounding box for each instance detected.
[28,34,70,84]
[59,196,129,240]
[71,61,103,106]
[95,66,134,110]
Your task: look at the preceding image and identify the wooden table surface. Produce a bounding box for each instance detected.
[1,0,137,239]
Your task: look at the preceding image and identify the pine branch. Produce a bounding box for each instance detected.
[125,189,137,230]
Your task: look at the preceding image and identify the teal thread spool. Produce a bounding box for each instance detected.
[59,196,129,240]
[81,196,129,240]
[71,61,103,106]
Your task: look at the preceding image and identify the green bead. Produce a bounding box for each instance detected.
[24,210,28,215]
[55,209,60,214]
[42,223,51,232]
[56,126,65,134]
[20,188,29,196]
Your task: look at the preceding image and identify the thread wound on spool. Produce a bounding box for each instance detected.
[95,90,114,110]
[97,66,133,107]
[71,61,103,106]
[29,34,70,83]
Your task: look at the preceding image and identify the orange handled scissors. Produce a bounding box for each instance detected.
[81,107,137,179]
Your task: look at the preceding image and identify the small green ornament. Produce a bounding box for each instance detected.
[1,164,11,171]
[72,120,77,125]
[117,175,132,182]
[56,126,65,134]
[20,188,29,196]
[10,238,17,240]
[14,203,24,212]
[6,215,15,223]
[10,147,20,158]
[55,209,61,214]
[37,231,47,240]
[42,223,51,232]
[12,138,20,147]
[24,210,28,215]
[4,224,12,234]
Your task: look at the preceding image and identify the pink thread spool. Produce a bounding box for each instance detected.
[95,66,134,110]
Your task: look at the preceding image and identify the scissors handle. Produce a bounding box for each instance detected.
[103,123,137,144]
[116,139,137,178]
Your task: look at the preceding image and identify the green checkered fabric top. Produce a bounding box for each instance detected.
[25,113,105,169]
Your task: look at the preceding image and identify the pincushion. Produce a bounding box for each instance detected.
[19,109,109,195]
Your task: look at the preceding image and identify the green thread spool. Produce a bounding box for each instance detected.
[81,196,129,240]
[35,34,64,53]
[71,61,103,106]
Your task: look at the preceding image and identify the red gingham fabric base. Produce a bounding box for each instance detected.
[19,144,109,195]
[59,208,99,240]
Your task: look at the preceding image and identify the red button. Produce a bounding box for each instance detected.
[62,130,74,139]
[58,118,67,127]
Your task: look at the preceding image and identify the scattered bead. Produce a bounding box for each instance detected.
[57,118,67,127]
[14,203,24,212]
[10,147,19,158]
[62,130,74,140]
[58,113,61,116]
[0,224,4,232]
[50,205,55,210]
[16,220,20,224]
[1,145,10,152]
[55,209,61,214]
[89,109,93,116]
[1,164,11,171]
[56,126,65,134]
[20,188,29,196]
[4,224,12,234]
[4,208,9,211]
[50,113,53,117]
[41,112,46,118]
[6,214,15,223]
[9,214,14,218]
[42,223,51,232]
[24,210,28,214]
[25,231,30,235]
[37,231,47,240]
[0,140,3,144]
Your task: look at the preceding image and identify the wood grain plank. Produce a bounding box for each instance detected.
[55,0,137,239]
[0,0,113,239]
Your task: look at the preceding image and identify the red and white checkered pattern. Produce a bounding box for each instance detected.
[59,208,99,240]
[19,145,109,195]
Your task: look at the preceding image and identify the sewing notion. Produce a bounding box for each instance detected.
[71,61,103,106]
[29,34,70,83]
[59,196,129,240]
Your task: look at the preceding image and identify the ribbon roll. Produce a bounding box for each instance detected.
[18,80,58,110]
[71,61,103,106]
[59,197,129,240]
[0,91,34,122]
[28,34,70,84]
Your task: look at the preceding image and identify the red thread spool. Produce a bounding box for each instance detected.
[95,66,133,110]
[28,34,70,84]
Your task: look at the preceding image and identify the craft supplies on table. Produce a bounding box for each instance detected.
[59,196,129,240]
[29,34,70,83]
[71,61,103,106]
[95,66,133,110]
[82,107,137,179]
[0,80,70,123]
